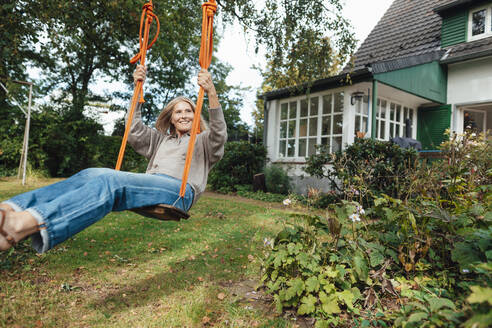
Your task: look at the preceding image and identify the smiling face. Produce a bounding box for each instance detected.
[171,101,195,137]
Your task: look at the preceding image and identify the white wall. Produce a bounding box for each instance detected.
[447,56,492,132]
[448,56,492,104]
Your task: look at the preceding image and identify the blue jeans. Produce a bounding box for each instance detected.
[1,168,194,253]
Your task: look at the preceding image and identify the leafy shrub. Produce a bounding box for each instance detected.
[261,203,399,325]
[208,141,267,192]
[264,165,291,195]
[304,138,418,203]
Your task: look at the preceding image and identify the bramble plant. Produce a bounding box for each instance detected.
[264,130,491,327]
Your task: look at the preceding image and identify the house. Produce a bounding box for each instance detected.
[261,0,492,194]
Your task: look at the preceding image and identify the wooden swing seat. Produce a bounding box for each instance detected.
[131,204,190,221]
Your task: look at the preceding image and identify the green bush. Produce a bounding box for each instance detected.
[264,165,291,195]
[208,141,267,192]
[304,138,418,203]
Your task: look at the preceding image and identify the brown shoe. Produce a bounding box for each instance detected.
[0,209,16,247]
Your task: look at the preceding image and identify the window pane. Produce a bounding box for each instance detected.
[390,103,395,120]
[310,97,318,116]
[472,9,486,35]
[299,119,308,137]
[380,121,386,140]
[395,124,400,137]
[334,92,344,113]
[321,137,329,146]
[278,140,286,157]
[289,101,297,119]
[356,99,362,114]
[287,139,296,157]
[362,117,368,133]
[355,116,361,134]
[333,114,343,134]
[464,110,485,133]
[322,116,331,135]
[280,121,287,138]
[390,122,394,138]
[288,120,296,138]
[379,100,386,118]
[376,120,379,138]
[396,105,401,122]
[409,108,414,120]
[298,139,307,157]
[308,138,317,156]
[281,103,288,120]
[323,94,332,114]
[404,107,408,119]
[309,117,318,136]
[363,96,369,115]
[333,136,342,153]
[300,99,308,117]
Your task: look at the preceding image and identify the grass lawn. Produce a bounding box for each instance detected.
[0,178,296,328]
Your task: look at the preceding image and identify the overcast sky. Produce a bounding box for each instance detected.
[216,0,394,125]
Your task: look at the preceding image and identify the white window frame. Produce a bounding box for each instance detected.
[375,97,416,141]
[468,4,492,41]
[354,96,369,136]
[277,91,345,160]
[463,108,487,133]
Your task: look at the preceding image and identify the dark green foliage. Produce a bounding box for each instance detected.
[208,141,267,193]
[304,138,418,201]
[263,132,491,326]
[264,165,291,195]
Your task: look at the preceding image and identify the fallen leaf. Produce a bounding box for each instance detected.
[83,252,88,256]
[202,316,211,324]
[217,292,226,300]
[198,276,204,282]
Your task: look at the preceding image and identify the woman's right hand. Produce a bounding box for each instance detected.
[133,65,147,84]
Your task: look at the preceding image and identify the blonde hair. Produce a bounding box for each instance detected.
[155,96,208,135]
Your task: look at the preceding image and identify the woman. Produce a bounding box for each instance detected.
[0,66,227,253]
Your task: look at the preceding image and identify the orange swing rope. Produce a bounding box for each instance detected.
[115,0,159,171]
[178,0,217,200]
[116,0,217,212]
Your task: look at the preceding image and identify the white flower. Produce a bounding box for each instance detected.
[356,205,365,215]
[283,198,292,206]
[462,269,470,273]
[471,133,476,137]
[349,213,361,222]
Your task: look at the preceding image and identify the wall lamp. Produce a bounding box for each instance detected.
[350,91,365,105]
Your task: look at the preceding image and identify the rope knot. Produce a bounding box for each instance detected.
[202,1,217,17]
[142,2,153,13]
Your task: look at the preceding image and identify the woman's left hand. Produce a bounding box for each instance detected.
[197,69,216,96]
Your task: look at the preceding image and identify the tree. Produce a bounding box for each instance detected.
[24,0,203,119]
[217,0,356,88]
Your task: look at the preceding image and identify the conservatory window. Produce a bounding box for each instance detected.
[298,97,319,157]
[277,92,344,159]
[354,95,369,136]
[278,101,297,158]
[321,92,344,153]
[375,98,415,141]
